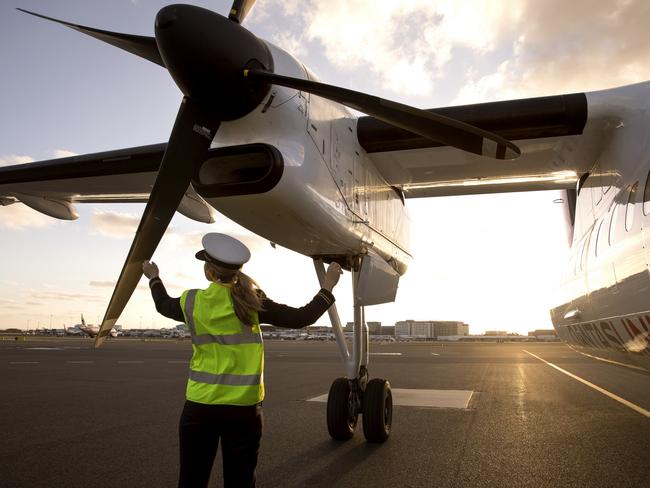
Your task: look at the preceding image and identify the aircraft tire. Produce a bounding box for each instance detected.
[327,377,357,440]
[362,378,392,443]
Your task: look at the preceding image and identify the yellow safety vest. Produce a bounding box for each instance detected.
[180,282,264,406]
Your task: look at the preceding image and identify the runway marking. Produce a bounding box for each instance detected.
[66,361,94,364]
[167,360,189,364]
[370,352,402,356]
[431,352,440,356]
[117,360,144,364]
[26,347,63,350]
[10,361,39,364]
[523,350,650,419]
[307,388,473,409]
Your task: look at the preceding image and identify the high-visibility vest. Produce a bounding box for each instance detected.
[180,282,264,406]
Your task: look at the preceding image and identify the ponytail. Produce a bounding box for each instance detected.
[205,263,264,327]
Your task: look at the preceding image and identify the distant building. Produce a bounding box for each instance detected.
[528,329,559,341]
[395,320,469,338]
[367,322,382,335]
[344,322,390,336]
[379,325,395,336]
[485,330,508,336]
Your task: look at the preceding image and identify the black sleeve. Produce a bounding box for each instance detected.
[149,277,184,322]
[258,289,335,329]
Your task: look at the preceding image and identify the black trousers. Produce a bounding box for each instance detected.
[178,400,263,488]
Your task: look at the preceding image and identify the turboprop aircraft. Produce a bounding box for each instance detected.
[1,1,650,443]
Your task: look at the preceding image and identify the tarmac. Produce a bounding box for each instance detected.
[1,337,649,487]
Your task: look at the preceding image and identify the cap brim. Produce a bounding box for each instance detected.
[195,249,243,269]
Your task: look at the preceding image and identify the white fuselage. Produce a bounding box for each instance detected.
[204,42,411,275]
[551,82,650,369]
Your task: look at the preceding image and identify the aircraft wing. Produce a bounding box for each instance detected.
[0,143,215,223]
[358,92,605,197]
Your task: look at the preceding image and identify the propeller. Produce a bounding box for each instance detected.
[18,0,520,346]
[243,70,520,160]
[90,4,270,347]
[16,8,165,67]
[229,0,258,24]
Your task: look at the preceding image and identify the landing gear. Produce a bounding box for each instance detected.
[314,257,394,444]
[363,378,392,443]
[326,378,357,440]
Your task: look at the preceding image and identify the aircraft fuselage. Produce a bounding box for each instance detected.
[551,83,650,370]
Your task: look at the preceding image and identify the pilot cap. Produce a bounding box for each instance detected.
[195,233,251,270]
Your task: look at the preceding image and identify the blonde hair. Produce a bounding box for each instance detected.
[204,262,265,327]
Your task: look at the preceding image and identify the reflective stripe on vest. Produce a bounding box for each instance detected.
[189,370,262,386]
[180,285,264,405]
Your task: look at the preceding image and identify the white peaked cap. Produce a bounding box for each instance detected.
[195,233,251,269]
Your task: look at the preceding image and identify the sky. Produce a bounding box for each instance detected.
[2,0,650,334]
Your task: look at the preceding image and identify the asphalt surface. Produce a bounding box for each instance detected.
[1,338,649,487]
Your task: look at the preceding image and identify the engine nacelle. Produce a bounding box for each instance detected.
[14,193,79,220]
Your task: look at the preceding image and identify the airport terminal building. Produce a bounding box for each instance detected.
[394,320,469,338]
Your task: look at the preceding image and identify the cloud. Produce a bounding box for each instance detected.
[90,210,141,239]
[260,0,521,97]
[90,210,178,239]
[31,291,105,303]
[89,280,150,291]
[0,202,58,230]
[53,149,78,158]
[454,0,650,103]
[89,281,117,288]
[0,154,34,167]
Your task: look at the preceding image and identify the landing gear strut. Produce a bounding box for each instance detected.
[314,258,393,443]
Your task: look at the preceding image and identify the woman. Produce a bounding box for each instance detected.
[142,232,342,488]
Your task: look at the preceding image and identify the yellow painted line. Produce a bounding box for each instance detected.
[523,350,650,418]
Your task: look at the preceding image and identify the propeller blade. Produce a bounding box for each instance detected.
[228,0,257,24]
[244,69,520,160]
[94,97,220,347]
[17,8,165,67]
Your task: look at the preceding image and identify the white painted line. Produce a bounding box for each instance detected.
[167,360,189,364]
[118,360,144,364]
[308,388,473,409]
[523,350,650,418]
[10,361,39,364]
[370,352,402,356]
[66,361,94,364]
[431,352,440,356]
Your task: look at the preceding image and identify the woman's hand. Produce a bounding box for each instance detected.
[142,260,159,279]
[323,262,343,291]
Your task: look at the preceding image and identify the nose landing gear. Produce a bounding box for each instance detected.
[314,258,393,443]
